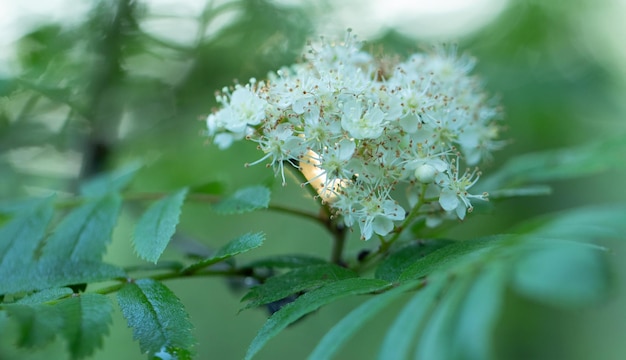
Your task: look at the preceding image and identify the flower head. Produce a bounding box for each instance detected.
[206,31,501,240]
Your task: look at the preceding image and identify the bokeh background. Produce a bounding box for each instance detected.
[1,0,625,359]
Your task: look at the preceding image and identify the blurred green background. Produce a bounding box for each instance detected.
[1,0,625,359]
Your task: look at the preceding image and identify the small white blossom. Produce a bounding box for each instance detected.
[341,100,386,139]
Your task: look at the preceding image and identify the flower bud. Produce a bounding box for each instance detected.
[415,164,437,183]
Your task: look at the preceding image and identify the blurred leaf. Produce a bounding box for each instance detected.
[378,277,447,360]
[133,188,188,263]
[245,255,327,269]
[415,273,474,360]
[15,288,73,305]
[245,278,391,360]
[309,280,420,360]
[451,262,508,360]
[80,162,142,196]
[0,259,125,295]
[44,194,122,261]
[183,232,265,273]
[56,293,113,359]
[0,196,55,214]
[512,203,626,240]
[117,279,194,358]
[4,302,63,348]
[375,240,455,282]
[241,264,357,311]
[478,136,626,192]
[212,186,270,215]
[513,239,609,307]
[399,238,500,281]
[0,196,54,271]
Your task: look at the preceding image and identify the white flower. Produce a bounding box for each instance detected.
[436,163,486,220]
[335,184,405,240]
[340,99,386,139]
[225,87,267,132]
[206,31,501,240]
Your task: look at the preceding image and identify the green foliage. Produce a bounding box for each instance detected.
[4,293,113,359]
[241,264,357,311]
[309,280,421,360]
[478,135,626,193]
[55,294,114,358]
[512,240,609,307]
[44,194,122,260]
[1,1,625,359]
[375,239,456,282]
[212,186,271,215]
[117,279,195,359]
[183,232,265,274]
[133,188,188,263]
[245,278,392,360]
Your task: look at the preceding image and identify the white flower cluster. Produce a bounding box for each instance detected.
[207,31,501,240]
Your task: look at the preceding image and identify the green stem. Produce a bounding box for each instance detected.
[94,266,264,296]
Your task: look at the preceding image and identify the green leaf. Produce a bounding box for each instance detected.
[133,188,188,263]
[16,287,73,305]
[512,203,626,241]
[0,196,54,271]
[375,240,455,282]
[80,162,141,196]
[414,273,475,360]
[451,262,508,360]
[56,293,113,359]
[477,136,626,191]
[378,276,447,360]
[0,197,52,214]
[241,264,357,311]
[399,237,501,281]
[212,186,270,214]
[309,281,420,360]
[245,255,327,269]
[4,302,63,348]
[43,194,122,261]
[245,278,391,360]
[512,239,609,307]
[1,259,125,294]
[117,279,195,358]
[183,232,265,273]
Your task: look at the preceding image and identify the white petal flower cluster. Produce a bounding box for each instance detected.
[206,31,502,240]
